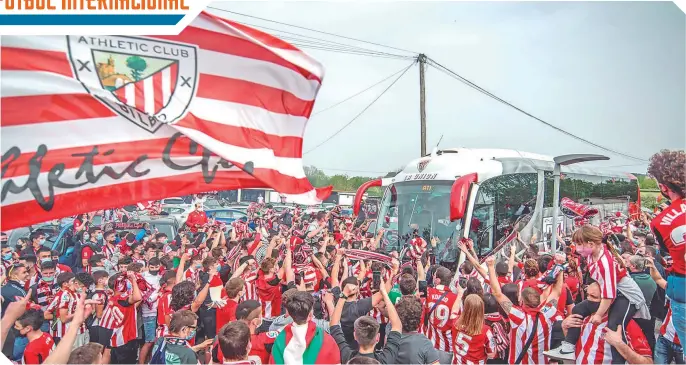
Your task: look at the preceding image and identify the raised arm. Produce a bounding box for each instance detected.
[458,240,487,279]
[603,325,653,364]
[380,278,401,332]
[311,254,330,279]
[485,256,512,314]
[645,257,667,289]
[507,244,516,276]
[175,252,189,284]
[331,251,342,288]
[127,272,142,304]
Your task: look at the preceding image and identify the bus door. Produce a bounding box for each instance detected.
[471,203,495,256]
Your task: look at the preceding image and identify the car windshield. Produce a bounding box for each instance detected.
[164,198,185,205]
[162,207,185,214]
[376,181,463,262]
[204,199,224,209]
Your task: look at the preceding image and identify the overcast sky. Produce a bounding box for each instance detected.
[208,1,685,177]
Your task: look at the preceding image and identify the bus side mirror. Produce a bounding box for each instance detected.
[354,179,382,216]
[450,173,478,221]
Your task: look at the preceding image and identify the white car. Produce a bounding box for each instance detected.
[160,197,190,206]
[161,204,194,226]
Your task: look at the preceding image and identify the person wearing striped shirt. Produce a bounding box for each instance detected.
[28,260,58,332]
[485,255,564,365]
[560,282,653,364]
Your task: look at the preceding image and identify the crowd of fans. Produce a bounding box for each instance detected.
[0,149,684,365]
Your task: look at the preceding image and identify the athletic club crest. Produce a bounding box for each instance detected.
[66,35,198,133]
[417,159,430,172]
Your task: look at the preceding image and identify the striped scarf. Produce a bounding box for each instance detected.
[344,249,393,264]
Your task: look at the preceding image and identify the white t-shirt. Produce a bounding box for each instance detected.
[141,271,161,317]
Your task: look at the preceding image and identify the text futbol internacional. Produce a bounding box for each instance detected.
[3,0,190,11]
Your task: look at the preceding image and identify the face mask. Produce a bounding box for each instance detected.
[127,241,134,246]
[162,238,168,244]
[194,263,202,270]
[75,287,84,294]
[39,238,46,246]
[96,233,103,241]
[40,258,52,265]
[185,329,196,340]
[149,270,159,276]
[92,266,106,272]
[2,253,12,261]
[83,234,90,241]
[577,246,593,258]
[215,264,222,272]
[42,275,55,283]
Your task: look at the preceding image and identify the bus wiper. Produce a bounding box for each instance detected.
[407,195,419,228]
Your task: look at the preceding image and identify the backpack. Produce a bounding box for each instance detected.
[150,339,168,365]
[72,242,100,269]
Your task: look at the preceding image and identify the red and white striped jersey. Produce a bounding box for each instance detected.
[452,324,496,365]
[45,289,86,338]
[184,267,200,284]
[99,293,127,330]
[423,285,458,352]
[660,306,681,345]
[575,317,651,364]
[369,307,388,325]
[242,269,259,302]
[507,303,562,364]
[104,294,139,347]
[91,291,108,327]
[156,290,172,338]
[588,248,626,299]
[103,244,116,260]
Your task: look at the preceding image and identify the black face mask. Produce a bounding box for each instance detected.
[149,270,159,276]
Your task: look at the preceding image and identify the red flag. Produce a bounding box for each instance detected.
[1,12,332,230]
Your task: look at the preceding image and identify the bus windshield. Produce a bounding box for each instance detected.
[376,181,463,263]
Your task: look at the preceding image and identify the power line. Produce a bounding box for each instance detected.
[311,64,416,117]
[304,60,417,154]
[221,19,413,60]
[426,58,648,162]
[207,7,420,56]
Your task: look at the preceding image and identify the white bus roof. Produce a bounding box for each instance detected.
[389,148,635,185]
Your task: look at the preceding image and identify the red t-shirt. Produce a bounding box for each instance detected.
[81,246,94,262]
[256,271,282,318]
[23,332,55,364]
[651,198,686,275]
[452,324,496,365]
[216,298,238,334]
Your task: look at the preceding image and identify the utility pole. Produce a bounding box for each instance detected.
[419,54,427,157]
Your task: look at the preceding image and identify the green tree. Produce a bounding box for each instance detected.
[637,175,658,190]
[126,56,147,81]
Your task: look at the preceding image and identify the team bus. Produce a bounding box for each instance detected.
[353,148,639,268]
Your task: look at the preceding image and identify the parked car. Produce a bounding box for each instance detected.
[161,205,194,226]
[205,209,248,225]
[8,221,65,249]
[160,197,189,206]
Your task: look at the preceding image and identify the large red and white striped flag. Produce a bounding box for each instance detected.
[1,11,332,230]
